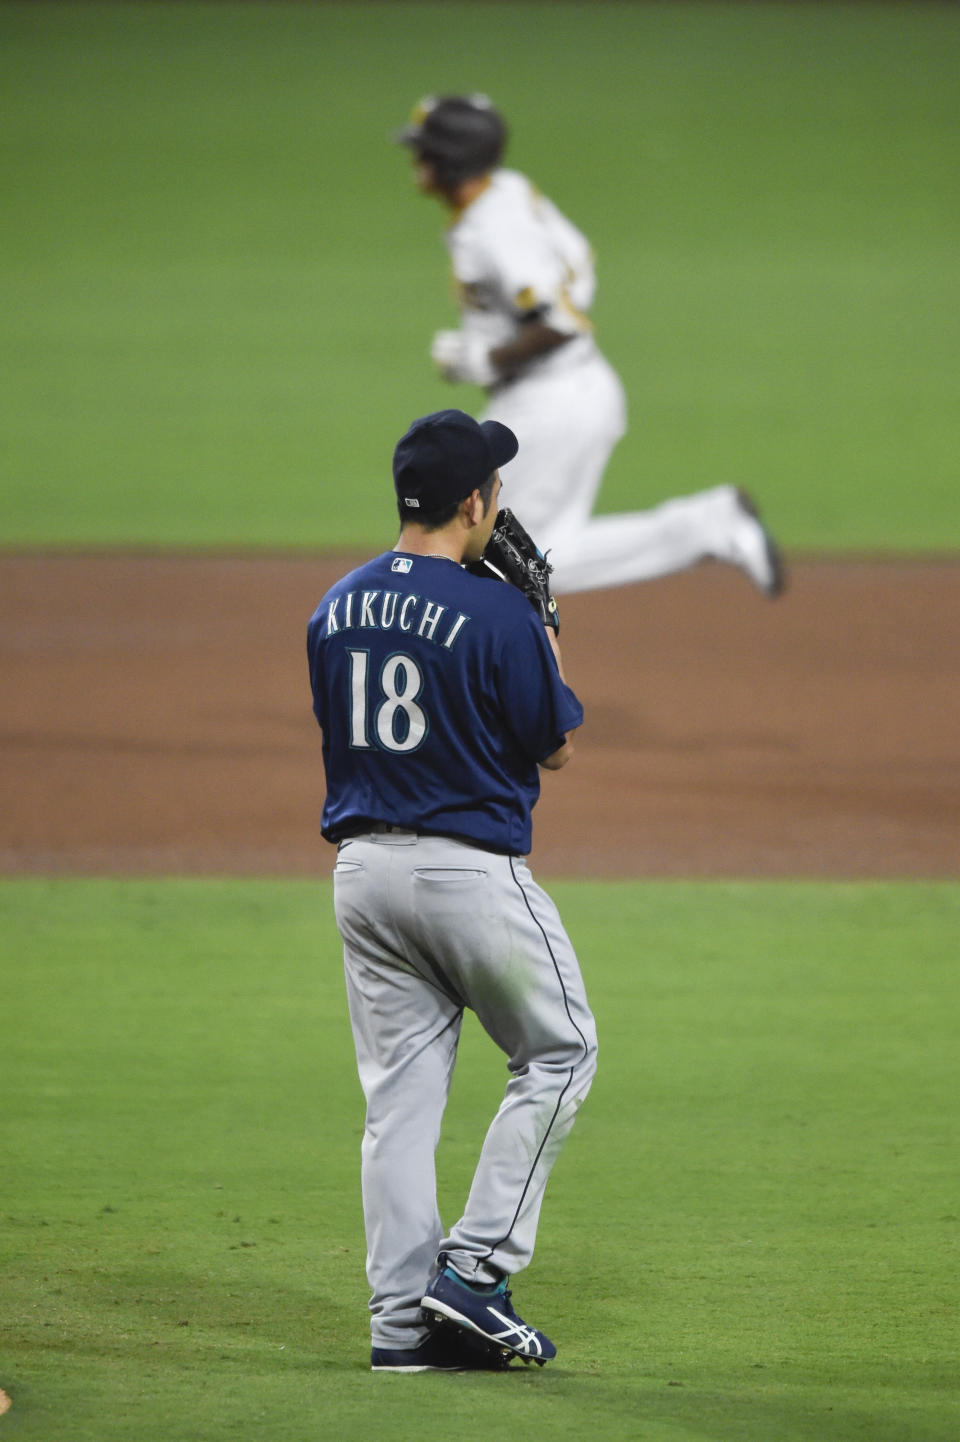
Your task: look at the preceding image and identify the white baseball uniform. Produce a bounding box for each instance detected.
[441,169,778,596]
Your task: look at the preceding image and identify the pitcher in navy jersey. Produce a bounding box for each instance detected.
[307,410,597,1372]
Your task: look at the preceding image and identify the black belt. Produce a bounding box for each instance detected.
[337,824,516,858]
[345,821,411,836]
[336,822,416,844]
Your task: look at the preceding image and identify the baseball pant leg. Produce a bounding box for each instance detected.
[335,838,463,1349]
[545,485,752,594]
[400,842,598,1286]
[485,357,763,595]
[482,354,627,544]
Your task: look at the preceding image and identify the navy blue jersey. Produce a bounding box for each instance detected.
[307,551,583,855]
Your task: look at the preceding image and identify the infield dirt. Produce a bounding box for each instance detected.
[2,554,957,879]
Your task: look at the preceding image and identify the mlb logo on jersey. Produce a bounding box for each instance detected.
[391,557,413,573]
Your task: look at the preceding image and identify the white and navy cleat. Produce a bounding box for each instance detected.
[421,1264,556,1366]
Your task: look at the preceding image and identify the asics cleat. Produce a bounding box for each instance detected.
[371,1325,512,1371]
[421,1264,556,1364]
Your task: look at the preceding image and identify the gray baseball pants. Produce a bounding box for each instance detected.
[333,829,598,1349]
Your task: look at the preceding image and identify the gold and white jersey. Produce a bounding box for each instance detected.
[445,169,598,373]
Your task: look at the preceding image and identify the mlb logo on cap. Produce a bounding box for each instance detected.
[392,409,518,514]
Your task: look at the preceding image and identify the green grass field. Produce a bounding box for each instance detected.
[3,1,959,552]
[3,878,958,1441]
[3,6,957,1438]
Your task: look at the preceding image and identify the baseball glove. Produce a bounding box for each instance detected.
[469,508,560,634]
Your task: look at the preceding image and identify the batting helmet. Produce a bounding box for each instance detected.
[395,94,507,189]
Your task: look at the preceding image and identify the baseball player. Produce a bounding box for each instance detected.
[396,94,785,598]
[307,409,596,1372]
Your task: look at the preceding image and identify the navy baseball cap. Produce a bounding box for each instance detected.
[393,409,518,513]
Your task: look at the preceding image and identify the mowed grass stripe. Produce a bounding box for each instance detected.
[2,878,957,1441]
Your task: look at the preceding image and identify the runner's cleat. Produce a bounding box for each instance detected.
[729,489,786,598]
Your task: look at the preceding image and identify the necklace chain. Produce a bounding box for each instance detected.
[394,549,460,564]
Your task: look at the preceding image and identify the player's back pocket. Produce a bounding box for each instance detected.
[413,866,488,884]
